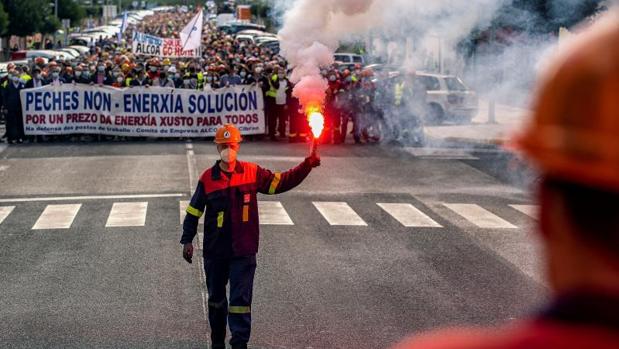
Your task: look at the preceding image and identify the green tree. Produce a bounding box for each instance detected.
[0,2,9,36]
[2,0,54,36]
[41,15,60,35]
[58,0,86,26]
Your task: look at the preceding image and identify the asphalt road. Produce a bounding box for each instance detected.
[0,139,546,349]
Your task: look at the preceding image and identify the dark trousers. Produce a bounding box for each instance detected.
[205,256,257,349]
[6,110,24,142]
[288,110,308,139]
[269,104,287,138]
[264,98,277,138]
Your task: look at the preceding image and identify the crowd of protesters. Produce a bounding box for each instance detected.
[0,7,400,145]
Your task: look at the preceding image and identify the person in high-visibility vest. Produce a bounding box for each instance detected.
[181,124,320,349]
[262,66,280,141]
[394,10,619,349]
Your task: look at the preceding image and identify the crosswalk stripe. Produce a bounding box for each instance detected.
[32,204,81,230]
[377,203,442,227]
[105,202,148,227]
[443,203,517,229]
[259,201,294,225]
[0,206,15,225]
[510,204,539,220]
[312,202,367,226]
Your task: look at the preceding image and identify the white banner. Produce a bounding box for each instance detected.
[132,32,201,58]
[20,84,265,137]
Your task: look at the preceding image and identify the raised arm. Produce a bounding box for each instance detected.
[257,156,320,195]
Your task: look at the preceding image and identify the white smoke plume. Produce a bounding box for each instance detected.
[277,0,610,111]
[278,0,509,110]
[278,0,377,110]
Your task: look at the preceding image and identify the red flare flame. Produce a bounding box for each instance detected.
[305,104,324,139]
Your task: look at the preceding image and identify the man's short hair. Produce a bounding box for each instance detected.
[544,177,619,258]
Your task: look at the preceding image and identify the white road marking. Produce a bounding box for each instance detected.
[377,203,442,228]
[32,204,81,230]
[0,193,184,203]
[510,204,539,220]
[105,202,148,227]
[0,206,15,225]
[313,202,367,226]
[443,203,517,229]
[185,140,209,323]
[259,201,294,225]
[0,165,9,171]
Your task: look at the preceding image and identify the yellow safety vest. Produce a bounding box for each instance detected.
[125,77,132,87]
[394,82,405,106]
[197,72,204,90]
[266,74,278,98]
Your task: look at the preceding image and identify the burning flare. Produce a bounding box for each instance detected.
[305,104,325,139]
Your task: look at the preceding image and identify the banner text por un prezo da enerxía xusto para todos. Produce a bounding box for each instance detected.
[20,84,265,137]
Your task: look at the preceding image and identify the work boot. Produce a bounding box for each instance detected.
[211,342,225,349]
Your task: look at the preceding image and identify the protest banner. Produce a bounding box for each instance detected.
[20,84,265,137]
[132,31,201,58]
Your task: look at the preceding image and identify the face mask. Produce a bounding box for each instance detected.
[117,76,123,83]
[98,66,105,72]
[83,72,90,78]
[183,79,190,85]
[150,67,157,72]
[206,76,213,82]
[163,66,169,72]
[113,72,119,77]
[240,71,246,77]
[75,71,82,77]
[329,76,336,82]
[168,76,174,81]
[255,68,263,74]
[52,72,59,79]
[219,148,237,164]
[34,74,41,80]
[175,73,181,78]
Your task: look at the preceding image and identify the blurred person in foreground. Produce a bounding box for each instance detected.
[394,9,619,349]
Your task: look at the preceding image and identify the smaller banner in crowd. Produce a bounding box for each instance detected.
[20,84,265,137]
[132,31,201,58]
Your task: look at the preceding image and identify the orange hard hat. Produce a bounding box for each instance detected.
[513,13,619,192]
[215,124,243,144]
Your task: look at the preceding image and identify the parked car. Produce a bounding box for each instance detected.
[235,30,277,39]
[58,48,80,59]
[415,72,479,124]
[70,36,94,47]
[257,40,279,54]
[235,34,255,45]
[0,59,30,75]
[334,53,365,65]
[219,22,266,35]
[10,50,64,61]
[69,45,90,55]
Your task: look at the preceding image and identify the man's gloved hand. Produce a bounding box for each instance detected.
[306,153,321,168]
[183,243,194,264]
